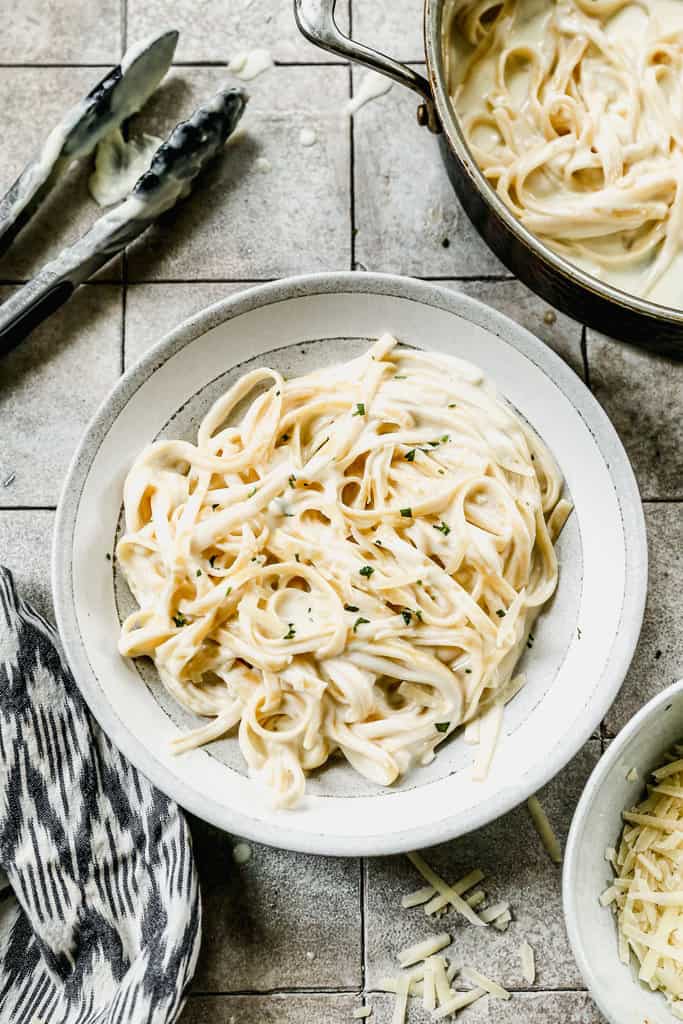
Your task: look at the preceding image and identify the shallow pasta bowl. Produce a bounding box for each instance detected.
[53,272,646,855]
[295,0,683,356]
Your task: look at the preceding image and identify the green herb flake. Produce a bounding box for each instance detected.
[465,668,472,674]
[428,440,440,447]
[344,604,359,612]
[247,486,257,498]
[209,555,217,568]
[359,565,374,578]
[275,390,281,396]
[288,474,296,488]
[212,504,219,510]
[353,617,370,632]
[196,569,202,577]
[440,434,450,443]
[438,469,445,475]
[496,609,506,618]
[353,403,366,417]
[105,552,111,561]
[172,613,187,628]
[226,586,232,596]
[448,403,457,408]
[401,609,412,626]
[415,609,424,622]
[405,449,416,463]
[283,623,296,640]
[280,433,290,443]
[394,374,407,380]
[400,508,412,518]
[295,553,301,563]
[435,722,450,733]
[374,540,383,547]
[433,521,451,536]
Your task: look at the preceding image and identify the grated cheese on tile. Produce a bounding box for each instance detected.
[432,987,487,1019]
[352,1008,372,1020]
[527,796,562,863]
[493,909,512,931]
[462,966,511,999]
[480,901,510,924]
[431,954,454,1007]
[626,767,639,782]
[391,972,409,1024]
[397,932,450,967]
[401,885,435,909]
[520,940,536,983]
[423,869,485,915]
[422,958,436,1012]
[407,852,486,926]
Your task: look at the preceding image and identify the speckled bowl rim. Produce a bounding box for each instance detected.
[52,271,648,855]
[563,678,683,1023]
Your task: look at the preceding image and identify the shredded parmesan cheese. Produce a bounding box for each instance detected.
[461,966,511,999]
[391,973,409,1024]
[407,852,486,926]
[527,796,562,863]
[606,744,683,1012]
[398,932,451,968]
[423,869,485,915]
[433,988,487,1019]
[626,767,639,783]
[422,958,436,1012]
[520,941,536,984]
[492,909,512,932]
[431,955,454,1007]
[480,901,510,924]
[352,1008,372,1020]
[401,885,435,909]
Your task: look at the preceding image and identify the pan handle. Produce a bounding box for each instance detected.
[293,0,440,132]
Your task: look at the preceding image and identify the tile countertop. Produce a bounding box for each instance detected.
[0,2,681,1022]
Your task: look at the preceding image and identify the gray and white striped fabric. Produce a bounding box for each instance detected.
[0,566,202,1023]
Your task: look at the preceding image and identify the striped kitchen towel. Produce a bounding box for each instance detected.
[0,566,202,1023]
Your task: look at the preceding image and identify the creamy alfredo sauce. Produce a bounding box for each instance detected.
[444,0,683,309]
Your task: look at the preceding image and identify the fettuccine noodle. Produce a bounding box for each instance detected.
[443,0,683,307]
[117,336,569,807]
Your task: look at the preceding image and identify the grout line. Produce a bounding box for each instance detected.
[360,858,367,994]
[642,496,683,503]
[0,506,57,513]
[120,0,128,55]
[188,987,361,998]
[581,324,591,388]
[120,252,128,375]
[124,277,277,285]
[348,64,356,272]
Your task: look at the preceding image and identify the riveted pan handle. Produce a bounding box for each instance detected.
[294,0,441,132]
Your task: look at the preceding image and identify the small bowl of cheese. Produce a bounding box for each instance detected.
[564,679,683,1024]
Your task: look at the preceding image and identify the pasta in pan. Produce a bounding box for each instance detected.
[443,0,683,308]
[117,335,570,807]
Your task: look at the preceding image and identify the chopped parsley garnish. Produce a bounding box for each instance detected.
[283,623,296,639]
[394,374,407,380]
[275,390,281,396]
[280,433,290,442]
[405,449,416,462]
[438,469,445,475]
[440,434,450,443]
[400,508,412,518]
[359,565,374,578]
[415,609,424,622]
[288,475,296,488]
[527,633,535,649]
[212,504,219,510]
[344,603,359,612]
[226,586,232,596]
[105,552,111,561]
[312,437,329,455]
[435,722,450,733]
[428,440,440,447]
[433,521,451,535]
[353,617,370,632]
[196,569,202,577]
[496,609,506,618]
[295,553,301,563]
[448,403,457,408]
[374,540,382,547]
[172,613,187,628]
[464,668,472,674]
[247,486,257,498]
[353,403,366,417]
[209,555,217,568]
[401,609,412,626]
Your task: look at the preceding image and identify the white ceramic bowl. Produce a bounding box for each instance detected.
[564,680,683,1024]
[53,271,647,855]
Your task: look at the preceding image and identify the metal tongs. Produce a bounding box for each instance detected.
[0,31,247,357]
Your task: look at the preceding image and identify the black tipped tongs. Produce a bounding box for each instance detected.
[0,32,247,357]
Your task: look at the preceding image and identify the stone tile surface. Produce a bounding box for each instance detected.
[126,65,350,281]
[0,511,55,621]
[0,285,121,507]
[369,991,606,1022]
[364,740,601,991]
[353,0,425,63]
[0,0,121,63]
[125,282,246,366]
[180,994,360,1024]
[189,819,362,991]
[604,504,682,736]
[442,279,584,377]
[586,330,683,499]
[352,65,505,277]
[128,0,350,64]
[0,69,124,282]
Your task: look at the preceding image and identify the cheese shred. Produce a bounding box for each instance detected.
[527,795,562,863]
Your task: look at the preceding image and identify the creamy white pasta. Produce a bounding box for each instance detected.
[444,0,683,308]
[117,335,569,807]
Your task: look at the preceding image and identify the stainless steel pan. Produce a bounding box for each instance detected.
[295,0,683,357]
